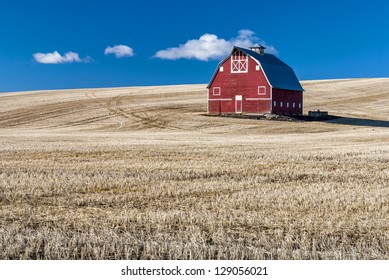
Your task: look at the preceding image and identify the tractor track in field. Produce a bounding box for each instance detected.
[0,100,90,128]
[84,91,184,131]
[0,90,195,130]
[0,86,207,131]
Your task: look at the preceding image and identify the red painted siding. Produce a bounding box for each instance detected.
[208,55,271,114]
[272,88,303,115]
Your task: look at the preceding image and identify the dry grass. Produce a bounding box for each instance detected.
[0,79,389,259]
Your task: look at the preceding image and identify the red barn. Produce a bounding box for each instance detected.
[207,45,304,115]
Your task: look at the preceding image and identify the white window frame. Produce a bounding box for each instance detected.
[280,101,283,107]
[258,86,266,96]
[287,102,289,108]
[213,87,221,96]
[293,103,295,108]
[231,50,248,73]
[299,103,302,109]
[255,65,260,71]
[273,101,277,107]
[220,66,224,72]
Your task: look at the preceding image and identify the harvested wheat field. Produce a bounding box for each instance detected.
[0,78,389,260]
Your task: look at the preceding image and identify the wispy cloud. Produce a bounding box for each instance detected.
[104,45,134,58]
[33,51,92,64]
[154,30,278,61]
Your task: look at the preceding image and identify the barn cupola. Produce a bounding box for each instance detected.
[250,45,266,55]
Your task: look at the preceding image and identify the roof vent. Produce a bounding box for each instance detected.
[250,45,266,55]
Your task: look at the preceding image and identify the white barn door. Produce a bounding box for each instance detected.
[235,95,242,113]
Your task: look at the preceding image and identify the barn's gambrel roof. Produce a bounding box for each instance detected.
[207,46,304,92]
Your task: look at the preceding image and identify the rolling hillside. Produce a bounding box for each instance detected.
[0,79,388,133]
[0,79,388,260]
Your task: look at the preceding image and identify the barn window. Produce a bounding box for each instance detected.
[213,87,221,96]
[280,102,283,107]
[293,103,295,108]
[258,86,266,95]
[231,50,248,73]
[256,65,260,71]
[299,103,302,108]
[273,101,277,107]
[220,66,224,72]
[287,102,289,108]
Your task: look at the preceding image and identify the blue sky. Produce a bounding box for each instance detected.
[0,0,388,92]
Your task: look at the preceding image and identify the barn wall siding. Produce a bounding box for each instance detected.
[221,100,234,113]
[272,89,303,115]
[244,100,271,113]
[208,100,220,114]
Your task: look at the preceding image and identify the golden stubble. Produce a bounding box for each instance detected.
[0,80,388,259]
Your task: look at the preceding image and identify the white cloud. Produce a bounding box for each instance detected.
[231,30,278,56]
[104,45,134,58]
[154,29,278,61]
[154,34,230,61]
[33,51,92,64]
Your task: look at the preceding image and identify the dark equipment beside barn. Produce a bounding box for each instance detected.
[308,110,329,117]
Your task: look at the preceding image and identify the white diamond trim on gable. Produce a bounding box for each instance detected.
[231,50,248,73]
